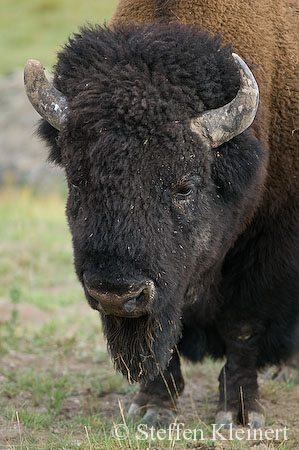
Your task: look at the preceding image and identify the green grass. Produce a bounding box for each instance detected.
[2,369,71,412]
[0,186,83,309]
[0,0,119,76]
[4,406,53,430]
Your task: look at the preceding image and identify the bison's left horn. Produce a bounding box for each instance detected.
[24,59,68,131]
[190,53,259,148]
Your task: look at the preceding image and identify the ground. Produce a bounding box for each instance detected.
[0,187,298,450]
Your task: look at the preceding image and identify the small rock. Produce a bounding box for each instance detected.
[0,375,9,384]
[250,445,268,450]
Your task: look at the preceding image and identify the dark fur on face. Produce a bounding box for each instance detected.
[38,22,268,381]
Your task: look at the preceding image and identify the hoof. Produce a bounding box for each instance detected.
[140,407,176,427]
[127,402,176,427]
[266,366,290,382]
[265,364,299,383]
[248,411,265,429]
[215,411,237,429]
[127,402,144,420]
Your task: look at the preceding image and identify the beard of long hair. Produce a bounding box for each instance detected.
[101,305,182,383]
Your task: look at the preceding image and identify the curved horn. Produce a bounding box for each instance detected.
[190,53,259,148]
[24,59,68,131]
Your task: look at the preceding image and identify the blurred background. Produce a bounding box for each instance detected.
[0,0,118,188]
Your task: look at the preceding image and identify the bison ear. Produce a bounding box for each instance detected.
[37,119,62,166]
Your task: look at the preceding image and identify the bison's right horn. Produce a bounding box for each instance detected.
[24,59,68,131]
[190,53,259,148]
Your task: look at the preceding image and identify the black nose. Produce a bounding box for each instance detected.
[83,277,155,317]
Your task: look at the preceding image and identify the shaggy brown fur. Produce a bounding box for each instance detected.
[112,0,299,207]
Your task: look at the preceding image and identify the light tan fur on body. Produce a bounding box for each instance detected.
[112,0,299,208]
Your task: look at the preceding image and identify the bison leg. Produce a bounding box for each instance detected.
[127,349,184,426]
[217,337,265,429]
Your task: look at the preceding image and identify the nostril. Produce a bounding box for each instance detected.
[124,297,137,313]
[123,290,150,313]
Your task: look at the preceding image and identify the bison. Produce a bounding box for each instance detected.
[24,0,299,429]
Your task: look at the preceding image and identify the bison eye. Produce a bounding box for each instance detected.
[173,181,194,199]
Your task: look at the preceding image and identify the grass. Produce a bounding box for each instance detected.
[0,0,119,76]
[2,369,71,412]
[0,187,298,449]
[0,186,83,309]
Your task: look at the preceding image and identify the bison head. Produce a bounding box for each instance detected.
[25,23,267,382]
